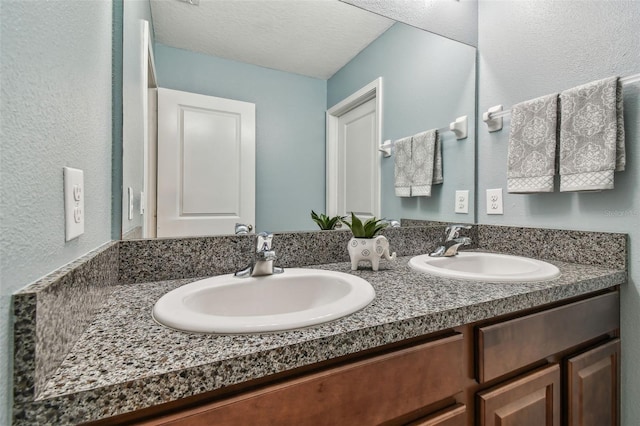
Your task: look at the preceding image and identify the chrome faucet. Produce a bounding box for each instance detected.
[430,224,472,257]
[234,232,284,277]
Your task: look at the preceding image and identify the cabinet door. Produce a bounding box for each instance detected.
[567,339,620,426]
[406,404,466,426]
[477,364,560,426]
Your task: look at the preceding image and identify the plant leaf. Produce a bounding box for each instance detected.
[350,212,366,237]
[311,210,341,230]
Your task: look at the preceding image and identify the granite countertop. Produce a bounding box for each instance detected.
[35,255,625,423]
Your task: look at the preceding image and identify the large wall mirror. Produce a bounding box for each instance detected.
[120,0,477,239]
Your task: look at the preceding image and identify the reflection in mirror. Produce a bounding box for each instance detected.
[121,0,476,239]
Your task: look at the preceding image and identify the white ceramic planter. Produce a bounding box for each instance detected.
[348,235,396,271]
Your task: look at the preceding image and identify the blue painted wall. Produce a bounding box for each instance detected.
[476,1,640,422]
[0,2,113,422]
[328,23,477,224]
[154,44,327,233]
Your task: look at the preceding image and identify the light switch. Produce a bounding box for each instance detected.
[64,167,84,241]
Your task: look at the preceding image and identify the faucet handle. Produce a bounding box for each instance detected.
[235,223,253,235]
[256,232,273,252]
[445,224,472,241]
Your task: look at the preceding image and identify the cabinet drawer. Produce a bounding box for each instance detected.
[143,334,464,426]
[477,292,619,382]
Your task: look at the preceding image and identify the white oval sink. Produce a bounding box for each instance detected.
[152,268,375,334]
[408,252,560,282]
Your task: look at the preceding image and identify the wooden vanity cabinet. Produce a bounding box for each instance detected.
[474,291,620,426]
[94,290,619,426]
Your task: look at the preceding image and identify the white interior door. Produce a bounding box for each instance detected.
[326,78,382,219]
[337,98,378,218]
[157,88,255,237]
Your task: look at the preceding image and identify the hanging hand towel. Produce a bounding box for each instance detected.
[411,129,442,197]
[559,77,625,191]
[394,136,412,197]
[507,93,559,193]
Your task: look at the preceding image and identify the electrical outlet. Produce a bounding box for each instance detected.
[486,188,504,215]
[455,190,469,214]
[64,167,84,241]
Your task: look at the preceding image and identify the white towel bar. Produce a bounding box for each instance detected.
[483,72,640,132]
[379,115,467,157]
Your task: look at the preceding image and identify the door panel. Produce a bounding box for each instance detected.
[157,88,255,237]
[477,364,560,426]
[337,97,378,218]
[567,339,620,426]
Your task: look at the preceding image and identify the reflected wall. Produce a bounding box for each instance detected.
[328,23,476,223]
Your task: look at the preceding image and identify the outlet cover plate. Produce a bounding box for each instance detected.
[486,188,504,215]
[455,190,469,214]
[64,167,84,241]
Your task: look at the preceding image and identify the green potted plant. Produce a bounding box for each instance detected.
[310,210,342,230]
[341,212,396,271]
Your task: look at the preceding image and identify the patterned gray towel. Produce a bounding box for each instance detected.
[394,136,412,197]
[412,129,442,197]
[559,77,625,191]
[507,93,558,193]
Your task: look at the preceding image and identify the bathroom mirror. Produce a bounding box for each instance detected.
[120,0,477,239]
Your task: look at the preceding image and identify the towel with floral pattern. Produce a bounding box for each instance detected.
[412,129,442,197]
[559,77,625,191]
[394,136,412,197]
[507,93,559,193]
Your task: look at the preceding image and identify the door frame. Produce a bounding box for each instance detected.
[142,19,158,238]
[326,78,383,218]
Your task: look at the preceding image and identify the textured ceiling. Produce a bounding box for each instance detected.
[150,0,394,80]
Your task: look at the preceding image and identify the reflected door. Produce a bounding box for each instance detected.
[336,97,379,218]
[157,88,255,237]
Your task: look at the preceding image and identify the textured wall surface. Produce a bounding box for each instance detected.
[328,23,476,224]
[154,44,327,233]
[476,0,640,422]
[0,1,113,422]
[341,0,478,47]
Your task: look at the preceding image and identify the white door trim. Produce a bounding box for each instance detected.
[142,19,158,238]
[326,77,383,218]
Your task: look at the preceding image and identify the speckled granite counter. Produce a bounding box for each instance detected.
[17,255,625,425]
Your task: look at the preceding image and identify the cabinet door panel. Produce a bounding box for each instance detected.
[567,339,620,426]
[142,335,464,426]
[406,404,466,426]
[478,364,560,426]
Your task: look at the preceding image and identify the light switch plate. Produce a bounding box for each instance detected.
[128,187,134,220]
[486,188,504,215]
[64,167,84,241]
[455,190,469,214]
